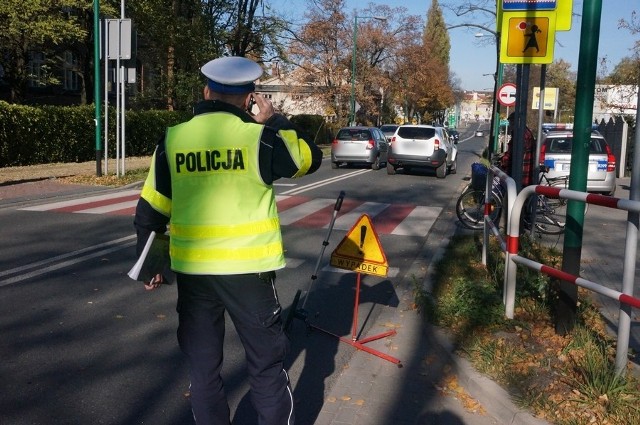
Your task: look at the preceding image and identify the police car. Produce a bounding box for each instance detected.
[540,123,617,195]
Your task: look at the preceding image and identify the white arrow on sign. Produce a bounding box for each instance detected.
[497,83,517,107]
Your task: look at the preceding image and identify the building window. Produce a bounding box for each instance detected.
[28,52,46,87]
[63,51,79,91]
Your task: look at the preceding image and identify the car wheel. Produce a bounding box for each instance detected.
[436,162,447,179]
[449,158,457,174]
[331,161,339,169]
[371,156,380,170]
[386,162,396,175]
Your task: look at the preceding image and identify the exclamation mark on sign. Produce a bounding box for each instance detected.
[359,225,367,255]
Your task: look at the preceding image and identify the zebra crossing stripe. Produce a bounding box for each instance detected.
[20,189,141,212]
[18,192,442,237]
[278,198,336,225]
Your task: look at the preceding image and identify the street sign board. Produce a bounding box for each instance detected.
[106,19,132,60]
[556,0,573,31]
[497,0,572,34]
[532,87,559,110]
[330,214,388,277]
[502,0,557,11]
[497,83,517,107]
[500,11,556,64]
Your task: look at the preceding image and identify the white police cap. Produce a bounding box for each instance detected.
[201,56,263,94]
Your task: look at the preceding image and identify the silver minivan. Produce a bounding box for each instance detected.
[331,126,388,170]
[386,125,458,178]
[540,129,617,195]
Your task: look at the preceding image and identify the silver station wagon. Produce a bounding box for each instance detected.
[331,126,388,170]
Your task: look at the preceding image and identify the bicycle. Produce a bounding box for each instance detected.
[455,162,504,230]
[455,163,575,234]
[523,169,571,235]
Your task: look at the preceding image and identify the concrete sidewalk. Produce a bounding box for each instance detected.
[312,182,550,425]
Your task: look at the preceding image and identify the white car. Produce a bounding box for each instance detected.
[540,126,617,195]
[386,125,458,178]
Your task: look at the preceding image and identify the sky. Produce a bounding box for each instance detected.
[277,0,638,92]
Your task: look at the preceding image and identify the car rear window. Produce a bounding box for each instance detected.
[396,127,436,140]
[380,125,398,133]
[337,129,371,140]
[545,137,607,154]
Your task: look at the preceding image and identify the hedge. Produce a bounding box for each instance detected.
[0,103,333,168]
[0,101,190,167]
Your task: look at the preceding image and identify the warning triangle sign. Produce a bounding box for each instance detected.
[330,214,388,277]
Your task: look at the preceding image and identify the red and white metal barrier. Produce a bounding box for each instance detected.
[504,185,640,373]
[482,166,516,267]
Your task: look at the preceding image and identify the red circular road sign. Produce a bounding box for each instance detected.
[497,83,517,107]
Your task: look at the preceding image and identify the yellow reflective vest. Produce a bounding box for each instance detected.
[143,112,285,275]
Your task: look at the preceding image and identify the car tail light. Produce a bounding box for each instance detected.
[539,142,546,165]
[605,144,616,172]
[389,136,395,148]
[331,138,338,146]
[366,139,374,150]
[434,138,440,150]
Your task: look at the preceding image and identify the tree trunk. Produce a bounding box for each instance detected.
[166,44,175,111]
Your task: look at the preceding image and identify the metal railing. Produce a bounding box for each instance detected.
[504,185,640,374]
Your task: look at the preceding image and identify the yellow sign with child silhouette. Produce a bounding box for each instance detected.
[500,11,556,64]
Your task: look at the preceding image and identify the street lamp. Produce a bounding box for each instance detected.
[350,15,386,126]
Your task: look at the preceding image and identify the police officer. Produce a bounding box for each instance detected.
[134,56,323,425]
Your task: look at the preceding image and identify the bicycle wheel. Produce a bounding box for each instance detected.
[456,188,502,230]
[531,194,567,235]
[546,178,589,215]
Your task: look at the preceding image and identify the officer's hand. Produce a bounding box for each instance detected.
[251,92,275,123]
[144,273,163,291]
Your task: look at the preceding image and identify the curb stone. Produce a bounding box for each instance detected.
[419,184,551,425]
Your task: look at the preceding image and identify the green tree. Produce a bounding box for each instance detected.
[602,56,640,86]
[423,0,450,66]
[417,0,454,122]
[128,0,216,111]
[128,0,287,111]
[546,60,577,122]
[0,0,88,103]
[286,0,350,122]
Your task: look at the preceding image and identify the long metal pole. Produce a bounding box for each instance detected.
[104,23,109,175]
[121,66,126,175]
[491,62,504,154]
[530,65,546,237]
[349,16,358,126]
[93,1,102,176]
[116,44,121,177]
[556,0,602,335]
[616,87,640,375]
[120,1,126,176]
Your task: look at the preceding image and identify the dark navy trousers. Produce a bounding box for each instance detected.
[176,272,294,425]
